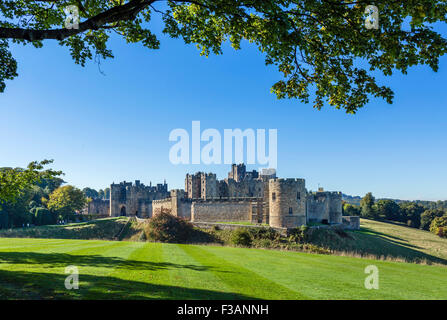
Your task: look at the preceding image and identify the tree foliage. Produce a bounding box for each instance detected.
[430,215,447,238]
[360,192,376,219]
[47,185,87,218]
[82,187,99,199]
[1,1,447,112]
[342,203,361,216]
[0,160,63,207]
[399,202,425,228]
[375,199,401,220]
[420,208,446,231]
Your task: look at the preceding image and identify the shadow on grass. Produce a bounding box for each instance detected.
[0,269,254,300]
[357,226,407,242]
[0,251,232,273]
[308,228,447,265]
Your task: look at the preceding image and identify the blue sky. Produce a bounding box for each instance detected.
[1,18,446,201]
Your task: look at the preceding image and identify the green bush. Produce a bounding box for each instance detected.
[230,228,252,246]
[145,212,193,243]
[248,227,279,241]
[430,215,447,238]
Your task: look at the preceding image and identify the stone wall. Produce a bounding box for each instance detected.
[152,190,192,220]
[269,178,307,228]
[110,180,169,217]
[152,198,172,215]
[191,200,252,223]
[88,199,109,216]
[306,191,342,224]
[342,216,360,230]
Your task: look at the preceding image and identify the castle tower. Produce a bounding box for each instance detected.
[228,163,246,182]
[269,178,306,228]
[201,173,218,200]
[185,172,202,199]
[170,189,185,217]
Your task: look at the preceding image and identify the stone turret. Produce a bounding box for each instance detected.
[268,178,306,228]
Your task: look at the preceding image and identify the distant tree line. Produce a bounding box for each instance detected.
[0,160,109,229]
[82,187,110,201]
[343,193,447,238]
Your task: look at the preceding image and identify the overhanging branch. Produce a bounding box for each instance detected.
[0,0,155,41]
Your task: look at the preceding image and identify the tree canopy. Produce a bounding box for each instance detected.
[0,160,63,206]
[47,185,86,217]
[1,1,447,112]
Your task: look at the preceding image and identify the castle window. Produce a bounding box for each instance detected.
[297,192,301,200]
[272,192,276,201]
[289,207,293,215]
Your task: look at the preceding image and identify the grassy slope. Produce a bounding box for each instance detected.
[0,218,130,240]
[359,219,447,262]
[308,219,447,265]
[0,238,445,300]
[1,217,447,264]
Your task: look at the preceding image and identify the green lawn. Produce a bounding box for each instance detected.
[0,238,446,300]
[307,219,447,265]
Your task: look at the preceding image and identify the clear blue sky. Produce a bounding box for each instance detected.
[1,18,446,201]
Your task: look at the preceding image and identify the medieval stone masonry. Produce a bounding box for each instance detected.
[91,163,359,229]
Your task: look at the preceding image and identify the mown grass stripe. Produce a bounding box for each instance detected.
[178,244,308,299]
[160,243,237,299]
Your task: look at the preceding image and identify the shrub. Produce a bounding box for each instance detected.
[430,215,447,238]
[230,228,252,246]
[145,212,193,243]
[248,227,279,241]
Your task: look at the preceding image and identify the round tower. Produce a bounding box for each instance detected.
[269,178,306,228]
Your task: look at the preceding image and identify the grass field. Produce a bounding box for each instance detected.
[309,219,447,265]
[358,219,447,262]
[0,237,446,300]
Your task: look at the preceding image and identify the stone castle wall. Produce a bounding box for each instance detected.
[102,164,349,229]
[191,200,252,223]
[88,199,109,216]
[109,180,169,217]
[307,191,342,224]
[152,190,192,219]
[152,198,172,215]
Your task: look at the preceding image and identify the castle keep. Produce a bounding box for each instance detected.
[91,164,355,229]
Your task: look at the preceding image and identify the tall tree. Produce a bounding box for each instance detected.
[360,192,377,219]
[0,160,63,207]
[82,187,99,199]
[399,202,426,228]
[47,185,87,218]
[375,199,400,220]
[104,187,110,200]
[1,1,447,112]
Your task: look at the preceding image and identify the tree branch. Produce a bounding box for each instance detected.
[0,0,155,41]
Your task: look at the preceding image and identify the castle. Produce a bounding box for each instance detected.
[88,164,359,229]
